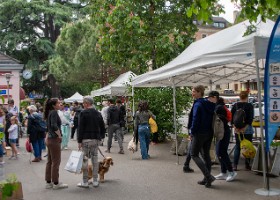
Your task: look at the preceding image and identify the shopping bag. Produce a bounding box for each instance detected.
[127,137,137,153]
[239,134,256,159]
[25,139,32,153]
[64,150,83,173]
[149,117,158,133]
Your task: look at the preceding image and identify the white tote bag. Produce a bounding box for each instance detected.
[127,137,137,153]
[64,150,83,173]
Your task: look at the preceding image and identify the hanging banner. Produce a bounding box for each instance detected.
[264,16,280,152]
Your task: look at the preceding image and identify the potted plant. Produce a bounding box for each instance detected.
[0,174,23,200]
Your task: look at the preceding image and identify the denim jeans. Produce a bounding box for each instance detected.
[216,127,233,173]
[0,144,3,157]
[81,140,100,182]
[32,138,45,158]
[61,125,70,148]
[138,123,150,159]
[234,133,253,167]
[191,133,213,179]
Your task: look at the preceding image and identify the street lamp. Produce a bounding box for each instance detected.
[3,73,13,101]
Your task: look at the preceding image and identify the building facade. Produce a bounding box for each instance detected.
[0,53,24,109]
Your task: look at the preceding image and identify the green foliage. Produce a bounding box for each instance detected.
[0,174,19,200]
[0,0,88,96]
[48,20,105,97]
[232,0,280,22]
[89,0,224,74]
[134,87,192,141]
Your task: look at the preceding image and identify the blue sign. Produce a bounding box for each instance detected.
[264,16,280,152]
[0,90,7,95]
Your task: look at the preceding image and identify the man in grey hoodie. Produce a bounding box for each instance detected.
[105,98,124,154]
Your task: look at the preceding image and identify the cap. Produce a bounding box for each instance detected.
[208,91,220,98]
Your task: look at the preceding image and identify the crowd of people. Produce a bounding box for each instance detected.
[183,85,254,188]
[0,87,255,190]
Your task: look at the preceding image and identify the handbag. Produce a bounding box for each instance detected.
[149,117,158,133]
[64,150,84,173]
[25,139,32,153]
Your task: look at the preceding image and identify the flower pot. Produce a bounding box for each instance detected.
[0,182,23,200]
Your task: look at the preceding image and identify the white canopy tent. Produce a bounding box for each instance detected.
[132,19,274,88]
[64,92,84,103]
[91,71,136,97]
[131,18,274,187]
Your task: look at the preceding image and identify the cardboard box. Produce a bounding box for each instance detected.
[5,147,11,157]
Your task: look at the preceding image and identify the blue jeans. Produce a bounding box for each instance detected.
[138,124,150,159]
[216,127,233,173]
[32,138,44,158]
[0,144,3,157]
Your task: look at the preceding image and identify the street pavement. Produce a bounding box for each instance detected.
[2,134,280,200]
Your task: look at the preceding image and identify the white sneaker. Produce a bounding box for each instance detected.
[77,182,89,188]
[53,183,68,190]
[214,173,228,180]
[45,183,53,189]
[226,171,237,182]
[93,179,99,187]
[64,147,68,150]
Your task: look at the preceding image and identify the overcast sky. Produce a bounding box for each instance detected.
[218,0,240,23]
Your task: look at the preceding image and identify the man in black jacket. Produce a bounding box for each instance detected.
[71,101,82,140]
[106,98,124,154]
[77,96,105,188]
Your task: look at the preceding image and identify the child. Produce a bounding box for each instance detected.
[8,116,19,160]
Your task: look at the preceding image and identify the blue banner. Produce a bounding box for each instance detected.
[264,16,280,152]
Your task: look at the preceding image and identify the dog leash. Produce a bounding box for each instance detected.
[98,147,106,159]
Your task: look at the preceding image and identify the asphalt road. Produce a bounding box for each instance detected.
[2,134,280,200]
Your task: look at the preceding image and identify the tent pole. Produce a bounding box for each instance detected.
[172,78,179,164]
[132,86,135,115]
[255,55,269,193]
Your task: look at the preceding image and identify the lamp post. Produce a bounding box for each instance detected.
[3,73,13,101]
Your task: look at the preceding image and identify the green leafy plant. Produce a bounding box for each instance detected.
[134,87,192,141]
[0,174,19,200]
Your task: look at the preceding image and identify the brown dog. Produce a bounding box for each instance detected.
[88,157,113,183]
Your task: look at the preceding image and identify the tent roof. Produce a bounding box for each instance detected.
[64,92,83,103]
[91,71,136,97]
[132,18,274,88]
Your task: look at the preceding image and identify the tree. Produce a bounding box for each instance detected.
[89,0,223,74]
[47,20,108,96]
[0,0,87,96]
[232,0,280,22]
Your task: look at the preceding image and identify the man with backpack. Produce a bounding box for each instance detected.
[27,105,46,162]
[208,91,237,182]
[231,91,254,171]
[188,85,216,188]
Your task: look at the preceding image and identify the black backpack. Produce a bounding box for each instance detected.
[32,114,47,133]
[233,103,246,129]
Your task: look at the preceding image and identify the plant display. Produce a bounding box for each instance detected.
[0,174,19,200]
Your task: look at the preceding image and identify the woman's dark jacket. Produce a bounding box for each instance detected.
[47,110,62,139]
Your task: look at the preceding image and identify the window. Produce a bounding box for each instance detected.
[213,22,219,27]
[219,23,225,28]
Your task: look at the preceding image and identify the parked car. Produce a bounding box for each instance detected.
[253,102,264,121]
